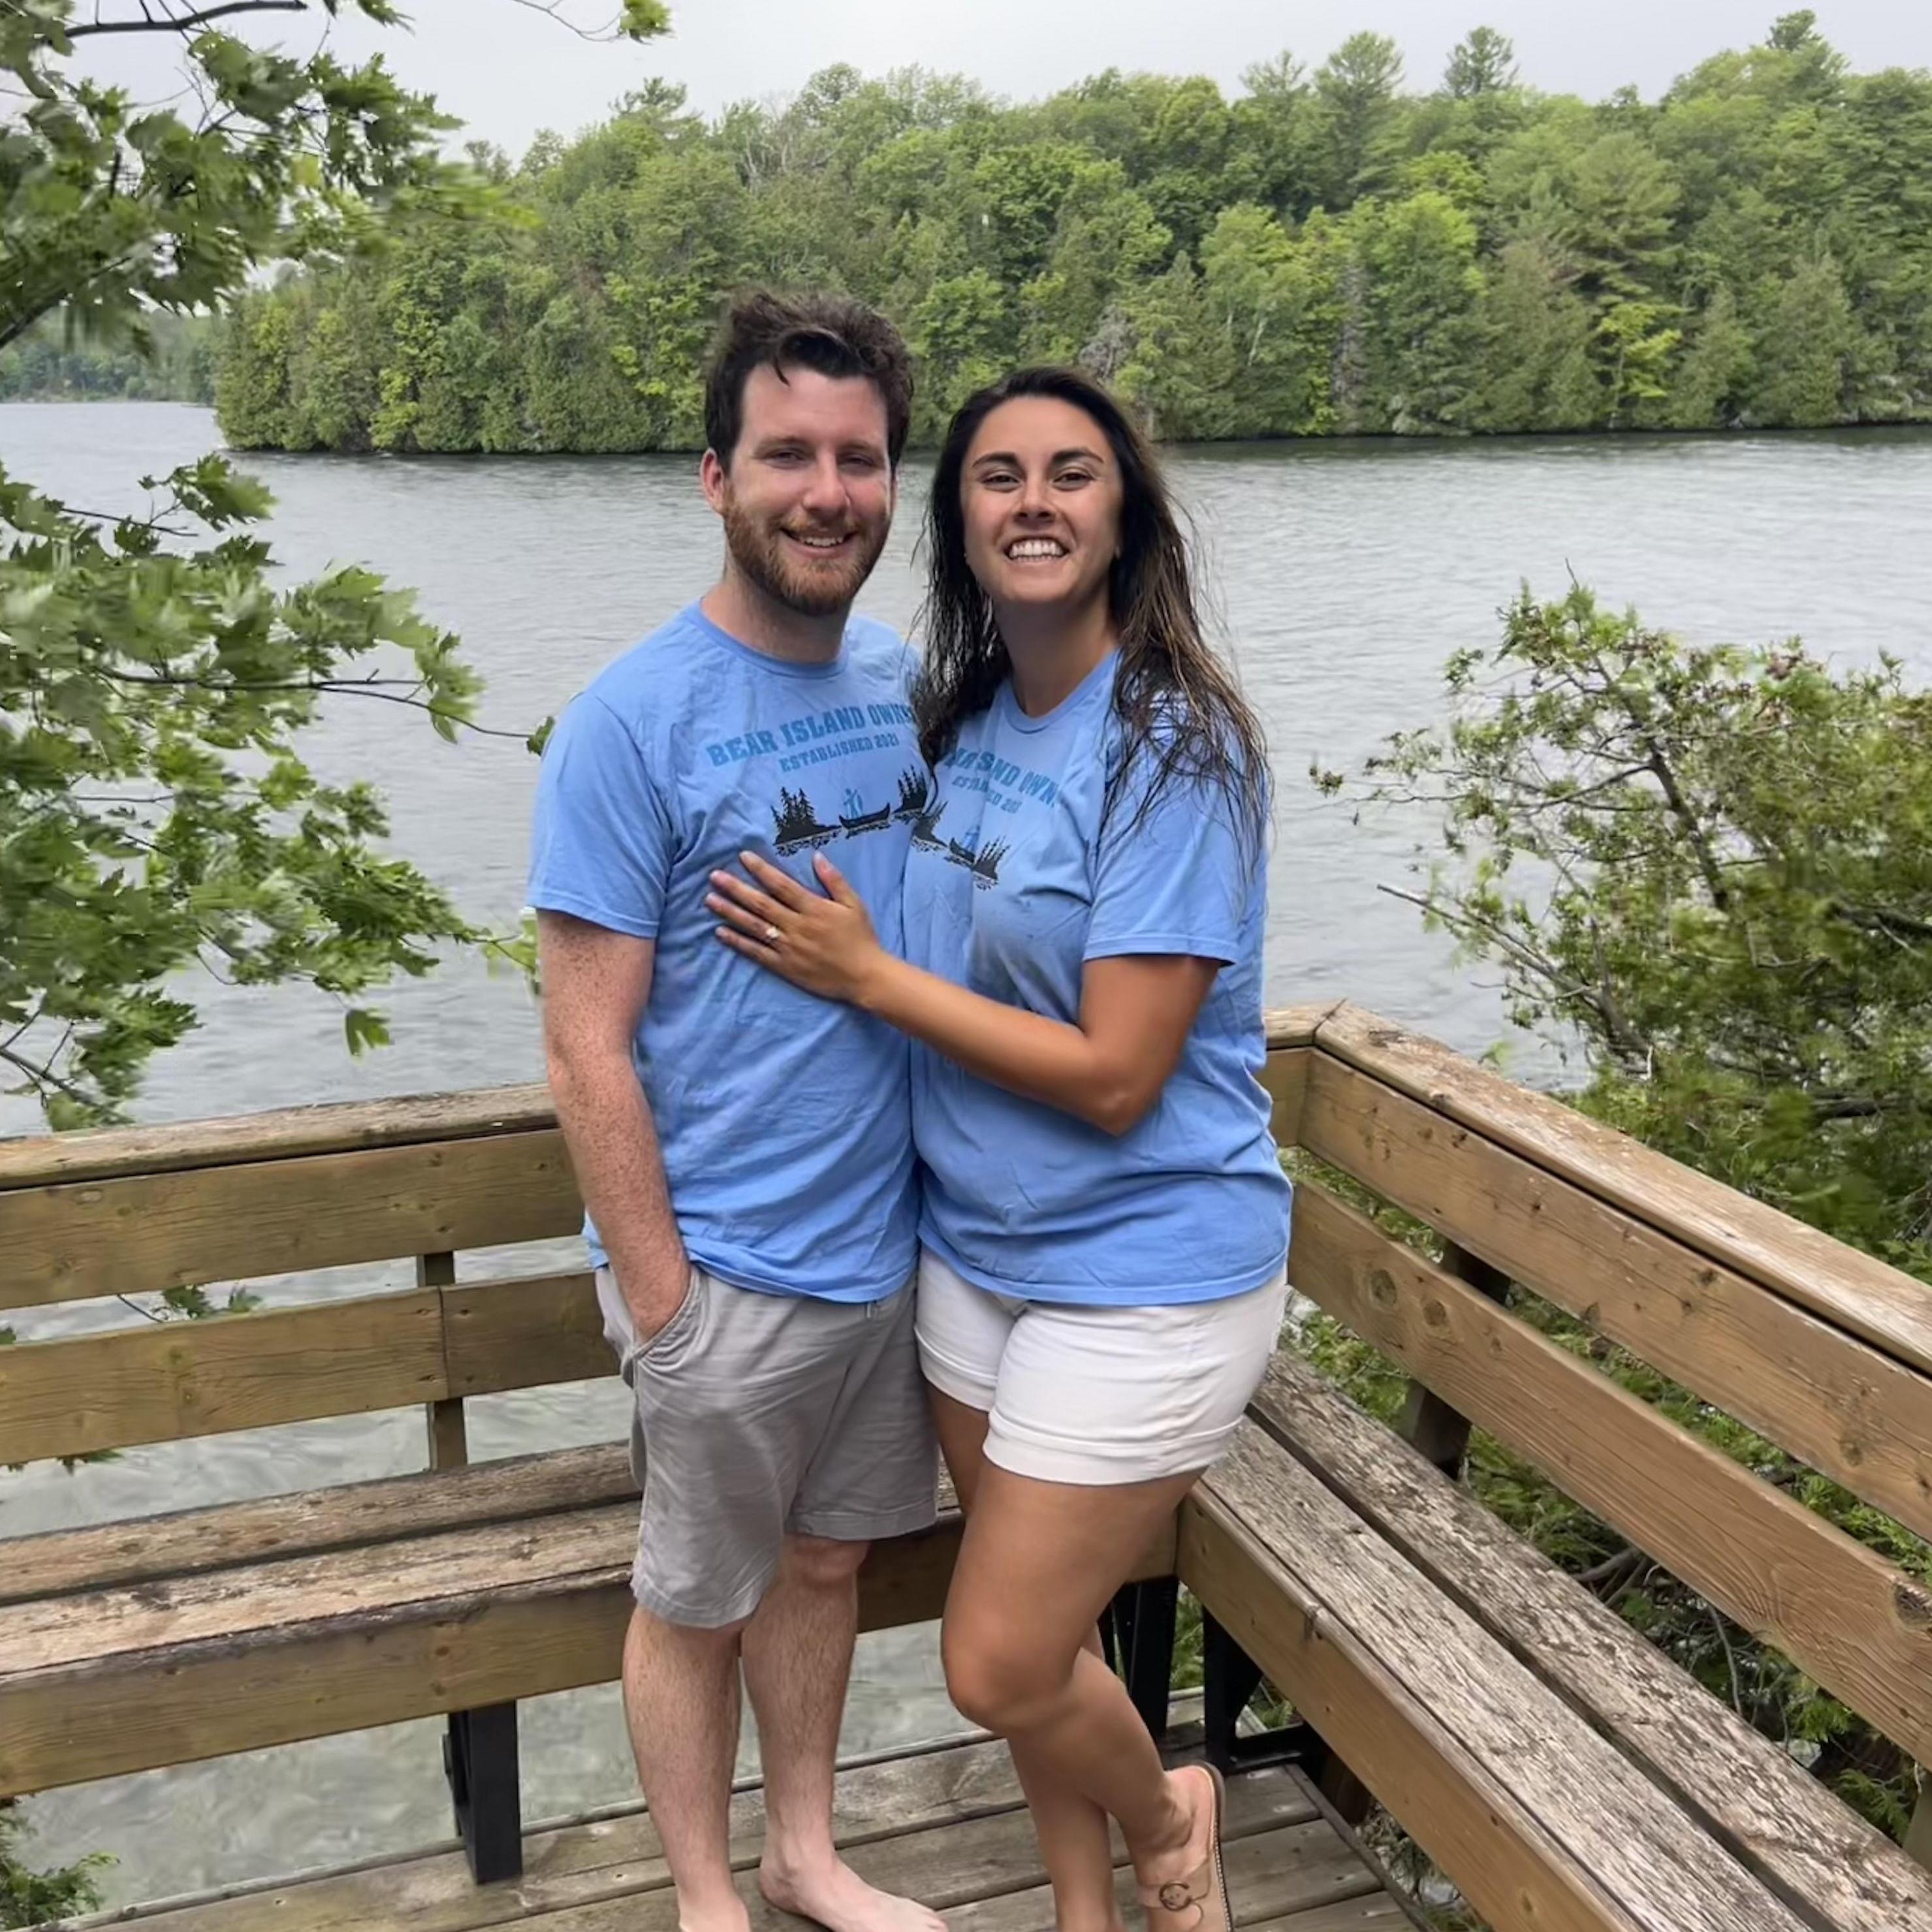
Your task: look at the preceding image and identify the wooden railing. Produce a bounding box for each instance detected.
[4,1004,1931,1929]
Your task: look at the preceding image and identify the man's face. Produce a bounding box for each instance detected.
[703,364,896,618]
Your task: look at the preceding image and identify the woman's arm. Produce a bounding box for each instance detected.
[709,851,1216,1135]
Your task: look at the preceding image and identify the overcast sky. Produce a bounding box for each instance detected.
[82,2,1932,159]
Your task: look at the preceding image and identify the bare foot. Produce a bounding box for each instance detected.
[1130,1764,1216,1892]
[759,1855,947,1932]
[675,1890,753,1932]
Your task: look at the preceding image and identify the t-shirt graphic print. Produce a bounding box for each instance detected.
[904,651,1291,1306]
[527,603,921,1301]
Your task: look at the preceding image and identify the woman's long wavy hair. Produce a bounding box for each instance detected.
[913,366,1269,857]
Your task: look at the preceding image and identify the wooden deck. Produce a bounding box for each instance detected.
[70,1729,1414,1932]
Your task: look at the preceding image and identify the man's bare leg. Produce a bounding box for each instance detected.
[931,1390,1126,1932]
[622,1604,751,1932]
[744,1533,946,1932]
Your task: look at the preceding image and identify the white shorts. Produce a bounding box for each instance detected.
[914,1248,1291,1486]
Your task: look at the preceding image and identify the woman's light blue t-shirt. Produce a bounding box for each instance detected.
[526,603,921,1302]
[906,653,1292,1305]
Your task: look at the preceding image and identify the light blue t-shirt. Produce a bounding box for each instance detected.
[526,602,923,1301]
[906,652,1291,1305]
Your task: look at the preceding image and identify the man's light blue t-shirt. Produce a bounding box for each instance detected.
[526,603,922,1301]
[906,652,1291,1305]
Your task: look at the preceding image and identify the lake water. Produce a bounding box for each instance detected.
[7,402,1932,1905]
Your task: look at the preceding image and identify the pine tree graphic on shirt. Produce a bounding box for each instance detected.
[910,798,947,849]
[772,787,840,853]
[945,832,1010,889]
[894,768,931,820]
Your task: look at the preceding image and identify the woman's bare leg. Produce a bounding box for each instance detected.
[930,1389,1127,1932]
[938,1454,1216,1895]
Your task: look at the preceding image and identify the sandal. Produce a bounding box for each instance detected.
[1135,1762,1229,1932]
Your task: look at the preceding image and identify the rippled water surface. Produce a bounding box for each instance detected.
[6,403,1931,1904]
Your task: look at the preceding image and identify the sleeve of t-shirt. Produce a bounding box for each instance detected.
[1083,757,1254,968]
[526,692,674,940]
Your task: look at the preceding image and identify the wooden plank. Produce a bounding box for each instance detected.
[442,1272,607,1396]
[419,1252,466,1467]
[515,1792,1352,1932]
[1288,1180,1932,1762]
[1252,1899,1414,1932]
[0,1086,558,1190]
[1,1442,638,1605]
[1265,1006,1333,1054]
[1301,1053,1932,1544]
[0,1510,978,1796]
[1391,1243,1510,1476]
[115,1733,1319,1932]
[3,1503,641,1668]
[1180,1489,1630,1932]
[0,1290,448,1465]
[0,1130,580,1311]
[937,1820,1383,1932]
[1246,1347,1932,1932]
[102,1732,1039,1932]
[1259,1047,1311,1149]
[100,1711,1227,1932]
[3,1452,960,1609]
[0,1265,616,1465]
[1313,1004,1932,1380]
[1183,1423,1815,1932]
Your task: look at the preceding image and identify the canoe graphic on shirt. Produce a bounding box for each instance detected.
[945,833,1010,889]
[838,786,893,834]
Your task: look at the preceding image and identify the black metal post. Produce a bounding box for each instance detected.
[444,1702,522,1883]
[1201,1608,1325,1777]
[1107,1577,1179,1739]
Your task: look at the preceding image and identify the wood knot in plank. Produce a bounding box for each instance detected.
[1895,1579,1932,1630]
[1369,1269,1399,1308]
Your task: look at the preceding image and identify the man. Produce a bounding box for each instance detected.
[527,292,940,1932]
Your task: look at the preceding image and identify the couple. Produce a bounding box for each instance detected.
[528,291,1291,1932]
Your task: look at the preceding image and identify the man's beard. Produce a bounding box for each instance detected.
[722,499,889,618]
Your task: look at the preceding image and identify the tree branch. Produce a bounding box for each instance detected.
[69,1,308,37]
[96,671,533,740]
[0,1043,93,1112]
[505,0,629,40]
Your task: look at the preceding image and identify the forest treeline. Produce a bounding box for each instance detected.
[0,314,218,405]
[196,14,1932,447]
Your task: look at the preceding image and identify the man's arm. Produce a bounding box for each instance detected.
[538,910,689,1340]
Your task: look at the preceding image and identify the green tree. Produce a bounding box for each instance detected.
[0,1799,107,1927]
[1444,27,1518,101]
[1331,585,1932,1267]
[1318,588,1932,1849]
[1021,163,1169,364]
[1231,52,1322,219]
[1314,33,1408,206]
[1748,255,1863,424]
[1115,253,1239,439]
[1664,282,1753,427]
[1,0,665,1122]
[1470,238,1601,429]
[1199,202,1334,434]
[204,15,1932,451]
[1350,188,1485,432]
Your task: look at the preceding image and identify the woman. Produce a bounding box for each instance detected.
[706,367,1291,1932]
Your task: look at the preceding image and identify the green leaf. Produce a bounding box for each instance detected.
[343,1006,392,1056]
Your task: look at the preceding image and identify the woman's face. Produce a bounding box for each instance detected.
[959,395,1124,620]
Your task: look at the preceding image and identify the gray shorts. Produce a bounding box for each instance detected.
[595,1264,938,1628]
